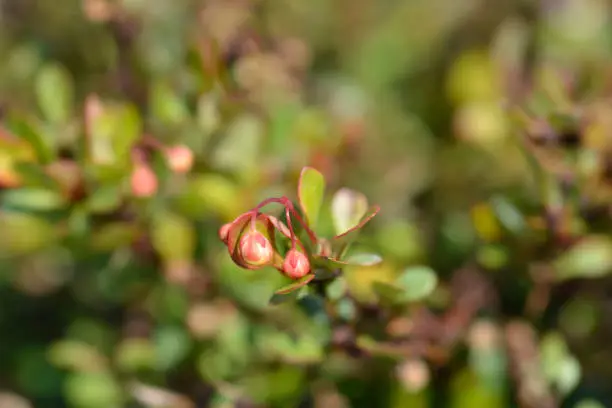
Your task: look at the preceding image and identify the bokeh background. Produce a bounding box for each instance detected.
[1,0,612,407]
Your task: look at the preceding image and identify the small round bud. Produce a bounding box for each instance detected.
[218,223,232,243]
[282,249,310,279]
[239,232,273,266]
[396,359,430,393]
[131,164,158,197]
[165,145,194,174]
[467,319,500,352]
[83,0,114,22]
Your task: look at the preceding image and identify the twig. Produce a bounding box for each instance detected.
[504,320,558,408]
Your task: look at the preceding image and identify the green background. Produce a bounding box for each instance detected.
[0,0,611,407]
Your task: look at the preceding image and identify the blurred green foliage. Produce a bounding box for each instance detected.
[1,0,612,407]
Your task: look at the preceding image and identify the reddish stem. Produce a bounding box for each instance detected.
[250,195,318,246]
[285,202,318,245]
[248,209,259,231]
[254,197,288,211]
[285,206,297,249]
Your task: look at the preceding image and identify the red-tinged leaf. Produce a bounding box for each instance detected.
[333,205,380,240]
[331,188,369,235]
[314,253,383,268]
[312,256,347,270]
[344,253,383,266]
[274,274,315,295]
[269,285,308,305]
[331,205,380,255]
[298,167,325,228]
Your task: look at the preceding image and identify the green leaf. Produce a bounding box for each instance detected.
[13,162,59,189]
[64,372,124,408]
[210,113,263,180]
[312,256,346,271]
[325,277,347,301]
[0,212,55,257]
[540,332,580,396]
[556,355,581,396]
[35,63,74,124]
[153,326,192,371]
[554,235,612,280]
[5,115,55,164]
[355,335,389,354]
[90,102,142,165]
[85,185,122,214]
[269,101,300,153]
[269,285,308,305]
[298,167,325,228]
[47,340,108,372]
[331,205,380,255]
[150,80,189,126]
[114,338,156,372]
[2,188,66,211]
[344,253,383,266]
[281,334,324,363]
[273,274,315,296]
[151,211,195,262]
[90,222,139,252]
[372,281,405,303]
[174,174,242,220]
[336,298,357,321]
[575,400,606,408]
[196,93,220,138]
[331,188,368,235]
[395,266,438,302]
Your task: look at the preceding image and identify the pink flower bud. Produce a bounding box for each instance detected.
[239,231,273,266]
[282,249,310,279]
[131,164,158,197]
[218,223,231,243]
[165,145,194,174]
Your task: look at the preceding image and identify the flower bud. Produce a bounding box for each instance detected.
[131,164,158,197]
[165,145,194,174]
[239,231,274,266]
[218,223,232,243]
[282,249,310,279]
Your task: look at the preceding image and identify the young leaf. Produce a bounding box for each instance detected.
[86,185,123,213]
[273,274,315,295]
[2,188,67,211]
[89,102,142,165]
[372,281,405,304]
[312,255,346,270]
[312,252,382,270]
[298,167,325,228]
[331,188,368,235]
[344,253,383,266]
[269,286,308,305]
[331,205,380,255]
[4,115,55,164]
[35,63,74,124]
[395,266,438,302]
[554,235,612,281]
